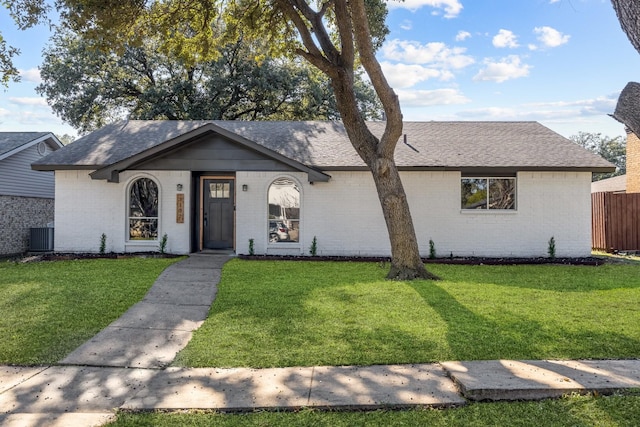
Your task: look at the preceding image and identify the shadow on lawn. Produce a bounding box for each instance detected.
[429,263,640,292]
[409,281,640,361]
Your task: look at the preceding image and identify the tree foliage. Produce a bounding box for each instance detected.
[570,132,626,181]
[37,29,382,133]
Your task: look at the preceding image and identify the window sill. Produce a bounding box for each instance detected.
[460,209,518,214]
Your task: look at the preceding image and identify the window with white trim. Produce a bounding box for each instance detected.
[129,177,159,240]
[268,178,300,243]
[461,177,516,210]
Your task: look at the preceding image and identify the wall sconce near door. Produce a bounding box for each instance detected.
[242,184,248,192]
[176,184,183,192]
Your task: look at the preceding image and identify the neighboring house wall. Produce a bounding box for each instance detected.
[0,142,57,256]
[235,170,593,258]
[54,170,191,253]
[0,143,56,198]
[627,130,640,193]
[0,196,54,255]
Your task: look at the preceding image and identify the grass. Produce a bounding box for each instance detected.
[108,393,640,426]
[174,260,640,368]
[0,257,181,365]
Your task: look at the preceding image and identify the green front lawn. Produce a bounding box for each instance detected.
[0,257,181,365]
[109,393,640,426]
[174,260,640,368]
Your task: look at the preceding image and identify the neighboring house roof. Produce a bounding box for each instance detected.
[0,132,63,161]
[33,120,614,177]
[591,174,627,193]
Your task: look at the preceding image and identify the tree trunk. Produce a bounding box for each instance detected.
[612,0,640,56]
[276,0,438,280]
[371,156,440,280]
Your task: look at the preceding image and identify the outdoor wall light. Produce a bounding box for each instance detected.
[176,184,183,191]
[242,184,248,192]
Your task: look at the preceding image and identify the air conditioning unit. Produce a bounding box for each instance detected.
[30,227,54,252]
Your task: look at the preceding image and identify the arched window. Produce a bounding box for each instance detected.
[129,177,159,240]
[268,178,300,243]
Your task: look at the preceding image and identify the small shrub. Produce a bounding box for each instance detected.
[99,233,107,255]
[310,236,318,256]
[548,236,556,259]
[429,239,436,259]
[249,238,255,256]
[159,233,168,254]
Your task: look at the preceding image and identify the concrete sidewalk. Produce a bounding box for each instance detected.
[2,253,640,426]
[2,360,640,426]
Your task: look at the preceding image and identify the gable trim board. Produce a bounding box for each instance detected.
[35,120,614,257]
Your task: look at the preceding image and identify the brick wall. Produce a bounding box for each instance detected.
[0,195,54,256]
[626,130,640,193]
[54,169,593,257]
[54,170,191,253]
[236,170,593,258]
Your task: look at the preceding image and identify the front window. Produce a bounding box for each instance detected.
[129,178,159,240]
[461,177,516,210]
[268,178,300,243]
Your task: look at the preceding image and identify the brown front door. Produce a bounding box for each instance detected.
[202,179,234,249]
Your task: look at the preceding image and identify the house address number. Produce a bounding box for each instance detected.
[176,193,184,223]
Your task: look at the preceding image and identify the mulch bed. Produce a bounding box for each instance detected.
[238,254,605,266]
[25,252,181,262]
[16,252,604,266]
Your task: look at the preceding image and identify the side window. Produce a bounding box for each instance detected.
[129,177,159,240]
[461,177,516,210]
[268,178,300,243]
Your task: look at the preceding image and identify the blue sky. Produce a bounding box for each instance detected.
[1,0,639,139]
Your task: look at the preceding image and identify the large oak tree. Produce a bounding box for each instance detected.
[38,29,382,133]
[4,0,438,280]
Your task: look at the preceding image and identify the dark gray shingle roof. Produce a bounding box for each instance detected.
[33,120,614,171]
[0,132,52,157]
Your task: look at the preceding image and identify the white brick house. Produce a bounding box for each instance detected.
[32,120,613,257]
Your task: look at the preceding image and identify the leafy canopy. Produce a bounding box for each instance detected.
[37,27,382,133]
[570,131,626,181]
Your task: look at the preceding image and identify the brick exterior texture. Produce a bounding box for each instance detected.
[0,195,54,256]
[626,130,640,193]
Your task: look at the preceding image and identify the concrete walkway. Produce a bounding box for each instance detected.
[2,253,640,426]
[60,253,227,369]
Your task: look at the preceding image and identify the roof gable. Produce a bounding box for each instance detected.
[0,132,63,161]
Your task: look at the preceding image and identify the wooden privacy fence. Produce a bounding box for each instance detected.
[592,191,640,251]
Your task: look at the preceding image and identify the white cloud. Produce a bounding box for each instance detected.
[0,107,10,117]
[525,94,618,116]
[387,0,463,18]
[400,20,412,30]
[533,26,570,48]
[18,68,42,83]
[381,39,475,69]
[492,29,519,48]
[397,88,471,107]
[381,62,453,88]
[455,31,471,42]
[9,97,48,107]
[473,55,531,83]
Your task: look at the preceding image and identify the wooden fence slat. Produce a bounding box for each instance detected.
[592,191,640,251]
